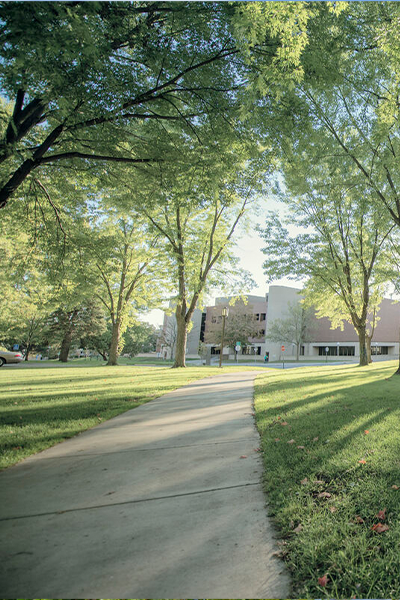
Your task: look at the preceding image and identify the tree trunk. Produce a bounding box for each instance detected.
[395,325,400,374]
[59,330,72,362]
[366,334,372,364]
[24,345,31,361]
[96,349,108,361]
[107,321,121,366]
[173,312,188,368]
[357,326,369,366]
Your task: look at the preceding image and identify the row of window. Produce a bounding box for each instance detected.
[318,346,355,356]
[210,313,266,323]
[317,345,390,356]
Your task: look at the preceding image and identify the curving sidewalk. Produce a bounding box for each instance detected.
[0,370,289,599]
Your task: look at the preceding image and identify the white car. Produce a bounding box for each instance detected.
[0,348,24,366]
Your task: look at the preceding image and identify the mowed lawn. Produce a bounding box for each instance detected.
[0,362,263,470]
[254,360,400,599]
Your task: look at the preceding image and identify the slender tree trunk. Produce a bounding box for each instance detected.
[59,330,72,362]
[357,326,369,366]
[24,345,31,361]
[395,326,400,375]
[96,349,108,361]
[107,320,121,366]
[366,334,372,364]
[173,312,188,368]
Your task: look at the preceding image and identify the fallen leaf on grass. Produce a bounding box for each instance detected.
[313,437,319,442]
[293,524,303,533]
[371,523,389,533]
[364,430,370,434]
[318,574,328,587]
[391,485,399,490]
[314,480,324,485]
[376,508,386,520]
[329,506,337,513]
[354,516,364,524]
[300,478,308,485]
[318,492,332,499]
[281,421,288,426]
[287,439,295,444]
[297,445,305,449]
[274,438,280,442]
[358,459,367,464]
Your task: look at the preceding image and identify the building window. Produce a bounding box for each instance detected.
[260,313,266,321]
[300,345,305,356]
[318,346,338,356]
[244,345,261,355]
[211,316,216,324]
[371,346,389,355]
[259,329,265,335]
[339,346,355,356]
[255,313,260,321]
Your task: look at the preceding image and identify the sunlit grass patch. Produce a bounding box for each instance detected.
[254,360,400,598]
[0,363,262,469]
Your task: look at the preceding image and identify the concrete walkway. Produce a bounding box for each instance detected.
[0,371,289,599]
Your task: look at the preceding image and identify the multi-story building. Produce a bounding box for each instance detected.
[159,285,400,361]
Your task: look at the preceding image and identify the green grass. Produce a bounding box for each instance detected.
[254,360,400,598]
[0,362,262,470]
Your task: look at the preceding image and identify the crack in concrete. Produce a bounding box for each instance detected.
[0,481,261,523]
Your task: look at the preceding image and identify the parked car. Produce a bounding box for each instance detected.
[0,347,24,366]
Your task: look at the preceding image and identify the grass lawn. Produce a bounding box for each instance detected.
[0,362,262,470]
[254,360,400,599]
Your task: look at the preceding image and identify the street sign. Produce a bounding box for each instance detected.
[281,345,285,351]
[236,341,241,346]
[325,346,329,352]
[235,345,241,352]
[13,344,19,350]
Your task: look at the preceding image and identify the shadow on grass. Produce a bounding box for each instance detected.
[254,362,400,597]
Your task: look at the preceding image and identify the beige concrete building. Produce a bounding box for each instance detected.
[264,285,400,362]
[159,286,400,362]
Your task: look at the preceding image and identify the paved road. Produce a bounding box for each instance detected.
[0,371,289,599]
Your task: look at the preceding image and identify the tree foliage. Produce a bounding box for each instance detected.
[266,301,314,361]
[260,182,395,365]
[205,301,262,354]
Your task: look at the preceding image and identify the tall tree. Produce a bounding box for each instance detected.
[266,301,314,361]
[83,208,166,366]
[139,152,260,368]
[260,183,395,366]
[47,302,106,362]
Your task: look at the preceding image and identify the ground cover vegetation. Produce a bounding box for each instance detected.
[0,362,264,470]
[254,360,400,598]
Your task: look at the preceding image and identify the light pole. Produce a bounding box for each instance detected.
[219,307,228,368]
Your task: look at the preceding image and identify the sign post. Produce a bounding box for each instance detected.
[325,346,329,363]
[235,341,241,363]
[281,345,285,369]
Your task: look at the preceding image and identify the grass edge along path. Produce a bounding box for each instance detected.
[253,360,400,599]
[0,363,263,470]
